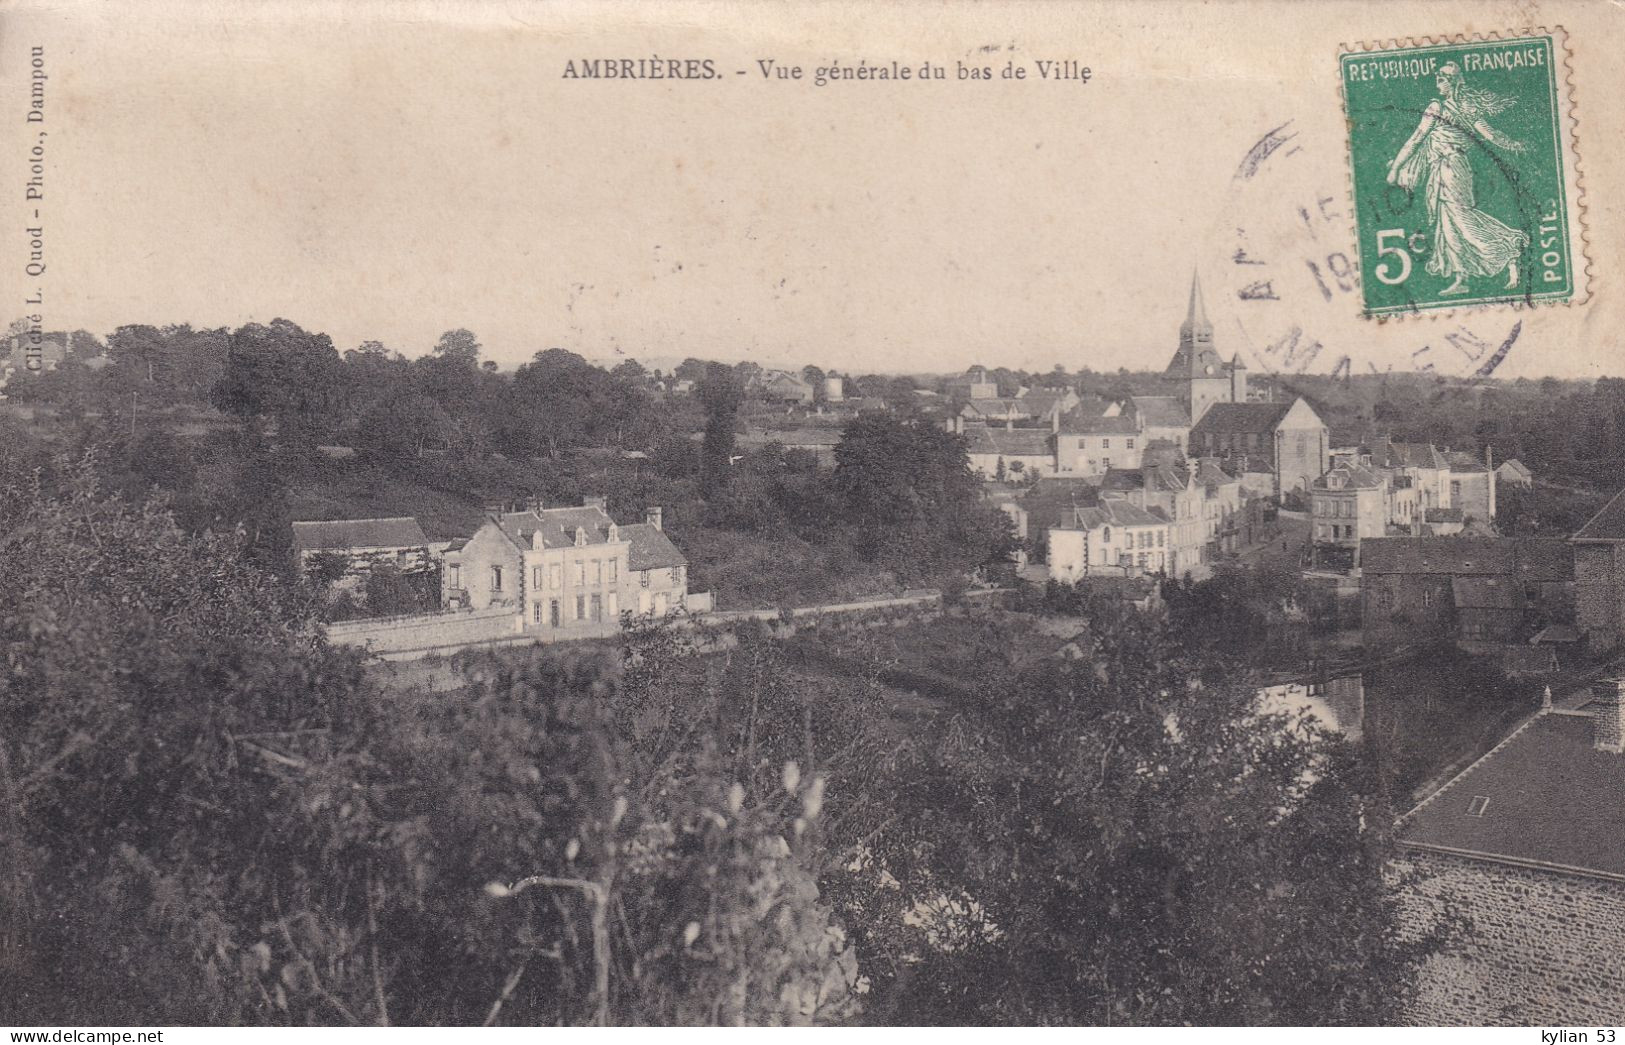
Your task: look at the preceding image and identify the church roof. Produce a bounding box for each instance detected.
[1188,401,1293,437]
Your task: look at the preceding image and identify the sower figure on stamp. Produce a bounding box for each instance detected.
[1385,61,1529,295]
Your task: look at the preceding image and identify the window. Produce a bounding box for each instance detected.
[550,564,562,589]
[1466,795,1490,817]
[575,594,586,620]
[490,565,503,591]
[1451,481,1462,499]
[641,571,650,588]
[575,561,586,586]
[533,566,544,589]
[449,563,461,589]
[1102,526,1112,543]
[532,602,543,623]
[1137,552,1148,569]
[591,593,602,622]
[1126,438,1135,450]
[670,566,680,585]
[549,599,560,627]
[1103,439,1111,449]
[594,559,603,584]
[675,565,684,586]
[1156,531,1164,547]
[609,559,618,584]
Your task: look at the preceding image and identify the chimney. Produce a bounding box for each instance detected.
[1486,444,1494,470]
[646,506,663,531]
[1051,407,1060,434]
[1592,679,1625,753]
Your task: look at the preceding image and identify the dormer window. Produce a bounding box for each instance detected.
[607,523,619,543]
[1466,795,1490,817]
[575,527,588,548]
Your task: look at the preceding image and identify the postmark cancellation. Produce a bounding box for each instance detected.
[1338,28,1588,318]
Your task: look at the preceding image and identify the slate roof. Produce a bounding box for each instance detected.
[1196,458,1237,486]
[1426,507,1464,523]
[1574,486,1625,542]
[961,398,1036,420]
[1358,537,1572,579]
[1446,451,1491,473]
[1019,478,1101,530]
[1381,442,1449,470]
[496,506,616,551]
[621,522,686,571]
[1073,499,1165,528]
[964,427,1053,456]
[292,517,428,556]
[1399,711,1625,879]
[1130,396,1191,428]
[1315,463,1386,490]
[1498,458,1534,480]
[1100,464,1190,494]
[1188,401,1293,437]
[1059,407,1139,434]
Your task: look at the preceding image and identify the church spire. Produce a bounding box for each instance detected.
[1181,270,1210,338]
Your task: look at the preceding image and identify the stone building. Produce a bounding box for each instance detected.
[1360,537,1573,648]
[1394,683,1625,1025]
[441,499,689,635]
[1572,486,1625,653]
[1188,399,1330,496]
[1310,463,1389,566]
[291,516,439,594]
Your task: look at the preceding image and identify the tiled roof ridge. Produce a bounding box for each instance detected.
[1397,709,1547,827]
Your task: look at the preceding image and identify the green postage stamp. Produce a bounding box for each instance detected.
[1339,30,1587,317]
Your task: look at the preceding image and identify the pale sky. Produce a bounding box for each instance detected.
[3,0,1621,379]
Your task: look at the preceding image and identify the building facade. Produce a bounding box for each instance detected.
[1359,537,1574,648]
[1048,498,1171,580]
[1573,486,1625,652]
[441,499,688,636]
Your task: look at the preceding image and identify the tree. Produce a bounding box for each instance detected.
[838,612,1446,1025]
[211,319,343,451]
[432,328,482,366]
[0,456,861,1025]
[698,363,743,497]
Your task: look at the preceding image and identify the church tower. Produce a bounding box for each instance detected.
[1162,272,1234,425]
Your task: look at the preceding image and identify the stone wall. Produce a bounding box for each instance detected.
[325,606,521,656]
[1574,542,1623,652]
[1393,847,1625,1025]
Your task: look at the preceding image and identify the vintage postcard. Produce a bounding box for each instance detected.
[2,0,1623,1033]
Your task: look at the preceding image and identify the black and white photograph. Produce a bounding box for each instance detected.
[1,0,1623,1033]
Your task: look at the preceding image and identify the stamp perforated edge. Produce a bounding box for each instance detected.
[1334,25,1592,325]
